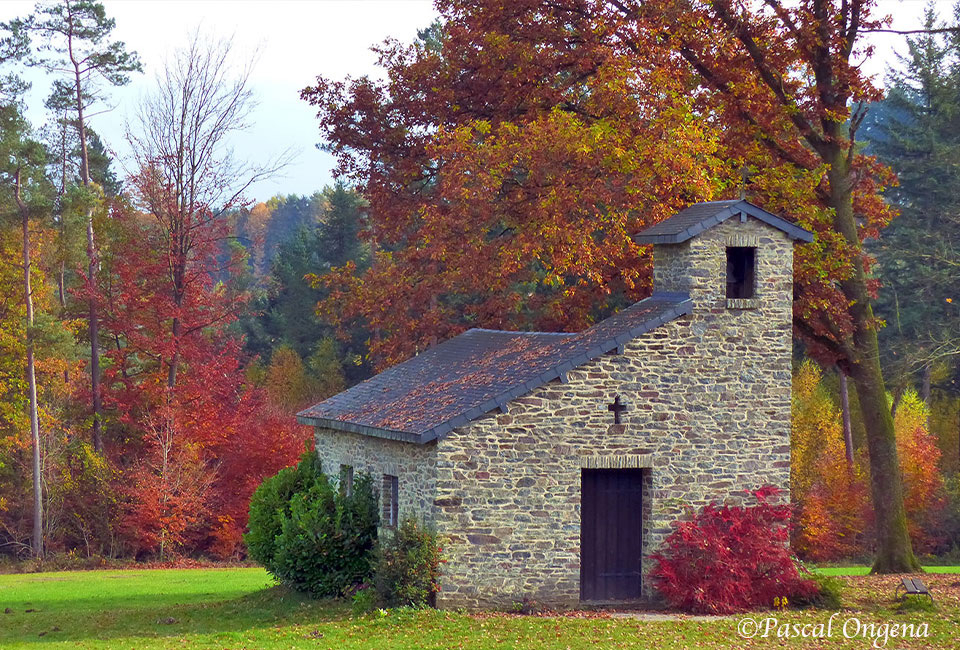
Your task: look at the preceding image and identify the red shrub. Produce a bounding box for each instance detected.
[650,486,817,614]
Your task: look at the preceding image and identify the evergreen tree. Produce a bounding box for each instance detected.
[7,0,141,452]
[261,193,325,267]
[246,225,330,361]
[81,130,119,196]
[319,182,368,269]
[862,2,960,398]
[239,184,371,386]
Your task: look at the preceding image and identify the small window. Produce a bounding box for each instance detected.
[382,474,399,527]
[340,464,354,497]
[726,247,756,299]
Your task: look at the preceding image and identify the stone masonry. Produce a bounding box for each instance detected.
[312,212,797,610]
[312,426,438,525]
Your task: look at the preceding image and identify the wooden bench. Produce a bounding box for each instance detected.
[895,577,934,603]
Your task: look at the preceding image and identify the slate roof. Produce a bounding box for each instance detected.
[297,292,692,443]
[633,199,814,244]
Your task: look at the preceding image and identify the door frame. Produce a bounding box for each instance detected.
[579,467,646,602]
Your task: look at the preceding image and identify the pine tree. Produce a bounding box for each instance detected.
[319,182,368,269]
[240,185,370,384]
[863,2,960,398]
[8,0,141,452]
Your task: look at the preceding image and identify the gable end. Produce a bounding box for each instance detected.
[634,200,814,245]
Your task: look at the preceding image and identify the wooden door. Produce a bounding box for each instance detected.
[580,468,644,601]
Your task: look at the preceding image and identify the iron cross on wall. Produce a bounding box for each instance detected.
[607,395,627,424]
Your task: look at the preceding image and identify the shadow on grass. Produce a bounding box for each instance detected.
[2,584,353,645]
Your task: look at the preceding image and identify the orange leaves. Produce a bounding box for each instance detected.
[303,0,901,379]
[894,391,946,553]
[305,9,731,367]
[609,0,896,364]
[791,361,871,561]
[791,362,946,560]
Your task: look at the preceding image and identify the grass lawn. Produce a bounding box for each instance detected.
[1,568,959,649]
[816,566,960,576]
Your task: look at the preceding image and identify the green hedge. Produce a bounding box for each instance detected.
[373,516,444,608]
[245,450,379,597]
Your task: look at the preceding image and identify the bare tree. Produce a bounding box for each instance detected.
[126,33,289,388]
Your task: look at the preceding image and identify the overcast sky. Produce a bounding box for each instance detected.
[0,0,946,203]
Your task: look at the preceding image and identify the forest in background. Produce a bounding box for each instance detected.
[0,1,373,561]
[0,0,957,566]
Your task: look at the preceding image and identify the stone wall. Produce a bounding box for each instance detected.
[432,216,794,609]
[312,426,438,527]
[652,239,693,295]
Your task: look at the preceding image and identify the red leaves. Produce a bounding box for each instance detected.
[303,1,731,369]
[650,486,818,614]
[93,198,309,559]
[303,0,899,372]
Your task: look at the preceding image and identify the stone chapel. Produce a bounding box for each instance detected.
[298,199,813,608]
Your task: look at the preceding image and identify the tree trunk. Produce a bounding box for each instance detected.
[827,154,919,573]
[849,356,919,572]
[891,387,903,419]
[839,371,855,472]
[167,316,181,389]
[57,261,66,309]
[17,172,43,559]
[920,365,932,406]
[72,41,103,453]
[86,215,103,452]
[56,112,71,387]
[167,264,185,389]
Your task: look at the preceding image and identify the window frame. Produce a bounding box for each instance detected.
[725,246,757,300]
[382,474,399,528]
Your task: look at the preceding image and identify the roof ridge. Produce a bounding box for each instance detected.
[469,327,576,337]
[298,295,694,443]
[634,200,813,245]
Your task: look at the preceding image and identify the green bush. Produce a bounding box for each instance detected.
[245,451,379,597]
[351,585,378,616]
[373,516,444,608]
[245,449,323,569]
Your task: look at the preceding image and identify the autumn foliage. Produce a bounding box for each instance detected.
[791,362,945,561]
[650,486,817,614]
[302,0,898,373]
[791,362,872,561]
[303,3,734,369]
[89,199,308,559]
[3,0,958,572]
[894,391,946,554]
[302,0,927,573]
